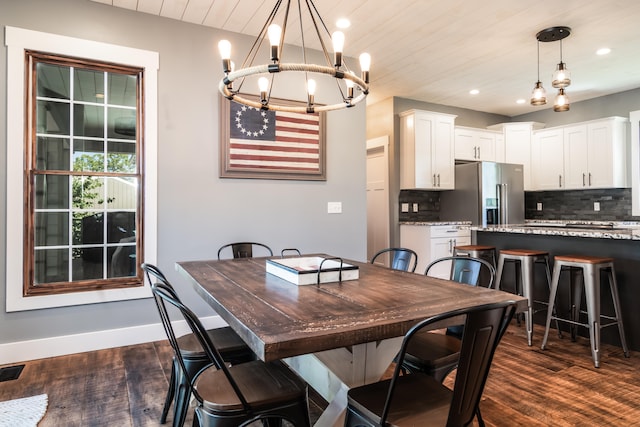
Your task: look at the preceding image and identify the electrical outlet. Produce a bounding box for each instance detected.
[594,202,600,211]
[412,203,419,212]
[401,203,409,213]
[537,202,543,211]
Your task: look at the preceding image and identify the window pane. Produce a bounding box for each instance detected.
[107,211,136,244]
[37,100,70,135]
[73,139,104,172]
[72,176,105,209]
[109,244,136,278]
[107,141,136,173]
[37,62,70,99]
[73,247,104,281]
[34,248,70,284]
[108,74,137,107]
[74,104,104,137]
[35,212,69,246]
[73,212,104,245]
[74,69,104,103]
[36,137,70,171]
[109,107,136,140]
[35,175,69,209]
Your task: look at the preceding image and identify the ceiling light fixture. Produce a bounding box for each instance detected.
[532,26,572,112]
[217,0,370,114]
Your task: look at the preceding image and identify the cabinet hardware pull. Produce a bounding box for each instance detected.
[448,239,453,253]
[559,175,562,188]
[474,146,478,159]
[437,174,441,187]
[477,146,480,158]
[433,174,436,186]
[583,173,586,187]
[589,172,592,186]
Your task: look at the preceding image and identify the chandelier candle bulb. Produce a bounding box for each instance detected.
[258,77,269,104]
[268,24,282,61]
[307,79,316,106]
[346,71,355,98]
[218,40,232,73]
[359,53,371,84]
[332,31,345,67]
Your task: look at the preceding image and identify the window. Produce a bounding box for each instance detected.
[6,27,158,311]
[26,53,142,295]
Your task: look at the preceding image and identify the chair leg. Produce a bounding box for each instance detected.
[541,263,561,350]
[161,359,177,424]
[476,406,485,427]
[607,267,630,358]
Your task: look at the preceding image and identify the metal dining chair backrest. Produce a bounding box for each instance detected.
[150,282,251,410]
[346,300,517,427]
[371,247,418,273]
[425,255,496,288]
[217,242,273,259]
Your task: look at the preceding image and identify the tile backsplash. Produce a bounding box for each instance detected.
[399,188,640,222]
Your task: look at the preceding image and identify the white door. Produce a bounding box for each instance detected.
[367,136,390,263]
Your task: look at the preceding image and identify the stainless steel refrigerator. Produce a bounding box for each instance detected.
[440,161,524,226]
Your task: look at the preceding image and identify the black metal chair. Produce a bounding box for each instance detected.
[345,300,516,427]
[370,247,418,273]
[142,263,255,426]
[217,242,273,259]
[400,256,496,382]
[151,281,311,427]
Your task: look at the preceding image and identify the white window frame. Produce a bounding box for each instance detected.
[5,26,159,311]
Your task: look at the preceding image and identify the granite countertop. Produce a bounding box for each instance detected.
[474,220,640,240]
[400,221,473,226]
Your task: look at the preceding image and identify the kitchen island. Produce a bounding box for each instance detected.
[474,221,640,351]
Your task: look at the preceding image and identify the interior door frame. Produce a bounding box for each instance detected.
[366,136,390,262]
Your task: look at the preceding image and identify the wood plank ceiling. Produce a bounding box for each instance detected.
[90,0,640,117]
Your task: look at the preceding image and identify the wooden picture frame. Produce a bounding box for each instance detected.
[219,95,326,180]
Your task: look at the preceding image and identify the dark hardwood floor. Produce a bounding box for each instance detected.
[1,322,638,426]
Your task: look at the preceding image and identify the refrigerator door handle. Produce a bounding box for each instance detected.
[497,183,508,224]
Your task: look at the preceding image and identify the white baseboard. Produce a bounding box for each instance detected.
[0,315,227,365]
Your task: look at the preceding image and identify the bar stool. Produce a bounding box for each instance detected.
[453,245,497,268]
[495,249,553,346]
[541,255,630,368]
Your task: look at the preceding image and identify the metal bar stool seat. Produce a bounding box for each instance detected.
[495,249,553,346]
[541,254,630,367]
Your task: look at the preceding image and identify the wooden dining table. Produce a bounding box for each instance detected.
[176,254,527,426]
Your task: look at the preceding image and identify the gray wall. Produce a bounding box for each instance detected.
[0,0,367,347]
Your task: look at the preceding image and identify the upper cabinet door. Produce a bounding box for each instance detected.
[563,124,588,189]
[400,110,457,190]
[454,127,497,162]
[533,128,565,190]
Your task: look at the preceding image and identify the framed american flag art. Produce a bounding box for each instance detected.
[219,95,326,180]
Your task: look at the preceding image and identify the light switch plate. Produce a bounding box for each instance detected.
[594,202,600,211]
[327,202,342,214]
[401,203,409,213]
[537,202,543,211]
[412,203,419,212]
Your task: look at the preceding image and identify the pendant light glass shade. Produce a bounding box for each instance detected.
[531,81,547,105]
[552,62,571,88]
[553,88,570,112]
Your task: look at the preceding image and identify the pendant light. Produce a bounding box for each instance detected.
[552,38,571,88]
[532,26,571,112]
[530,41,546,105]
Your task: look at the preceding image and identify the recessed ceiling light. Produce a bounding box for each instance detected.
[516,99,526,104]
[336,18,350,29]
[596,47,611,55]
[469,89,479,95]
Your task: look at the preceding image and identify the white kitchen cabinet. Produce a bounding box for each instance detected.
[400,110,457,190]
[532,117,629,190]
[532,128,565,190]
[488,122,542,191]
[400,224,470,277]
[454,126,499,162]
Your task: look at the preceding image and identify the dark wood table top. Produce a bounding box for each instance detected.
[176,254,527,362]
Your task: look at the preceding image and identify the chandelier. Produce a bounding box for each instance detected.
[217,0,370,114]
[530,26,571,112]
